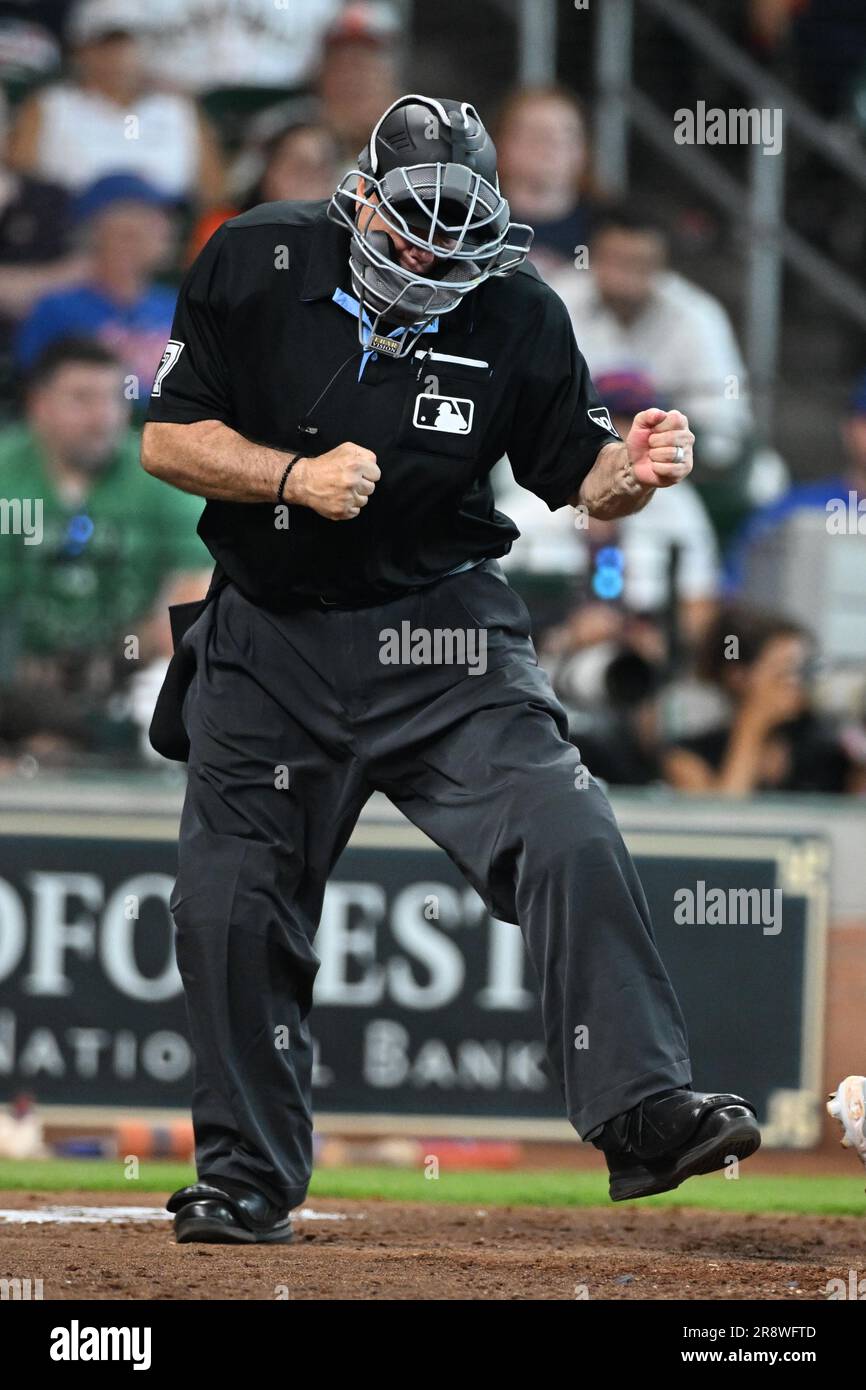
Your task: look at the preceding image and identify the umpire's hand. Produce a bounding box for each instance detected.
[626,408,694,488]
[293,443,380,520]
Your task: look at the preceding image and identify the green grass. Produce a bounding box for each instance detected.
[0,1159,864,1215]
[0,1158,196,1194]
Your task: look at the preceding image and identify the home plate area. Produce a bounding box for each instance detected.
[0,1192,862,1300]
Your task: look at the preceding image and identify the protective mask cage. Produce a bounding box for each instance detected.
[328,162,533,356]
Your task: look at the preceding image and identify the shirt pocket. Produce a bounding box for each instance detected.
[395,362,494,461]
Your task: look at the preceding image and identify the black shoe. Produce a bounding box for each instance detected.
[167,1180,294,1245]
[593,1088,761,1202]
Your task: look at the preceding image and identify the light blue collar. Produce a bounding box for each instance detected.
[331,288,439,378]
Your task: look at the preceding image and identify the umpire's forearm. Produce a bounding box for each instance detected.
[569,441,656,519]
[141,419,290,502]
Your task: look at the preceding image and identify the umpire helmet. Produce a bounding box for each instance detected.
[328,94,533,353]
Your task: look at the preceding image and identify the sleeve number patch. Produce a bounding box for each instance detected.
[152,339,185,397]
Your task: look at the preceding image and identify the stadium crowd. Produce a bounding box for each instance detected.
[0,0,863,795]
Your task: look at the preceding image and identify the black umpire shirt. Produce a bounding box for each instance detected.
[146,199,620,607]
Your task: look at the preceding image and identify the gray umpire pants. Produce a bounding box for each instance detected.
[172,558,692,1209]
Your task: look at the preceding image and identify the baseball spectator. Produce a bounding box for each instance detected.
[142,0,343,96]
[187,110,342,262]
[237,106,342,208]
[317,2,401,166]
[662,607,866,795]
[548,206,753,472]
[247,120,341,205]
[572,649,668,787]
[0,86,88,388]
[6,0,224,205]
[188,3,401,253]
[497,371,720,643]
[726,369,866,590]
[15,173,176,406]
[0,338,210,752]
[496,85,605,280]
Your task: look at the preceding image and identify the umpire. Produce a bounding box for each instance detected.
[143,95,760,1245]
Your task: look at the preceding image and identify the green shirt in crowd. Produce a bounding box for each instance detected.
[0,424,210,662]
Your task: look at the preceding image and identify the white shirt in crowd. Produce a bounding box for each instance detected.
[548,266,753,470]
[33,83,202,197]
[495,463,720,613]
[142,0,343,92]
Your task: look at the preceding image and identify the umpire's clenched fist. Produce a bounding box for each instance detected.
[292,442,380,520]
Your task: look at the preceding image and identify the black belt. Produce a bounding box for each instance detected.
[307,582,434,611]
[302,562,486,611]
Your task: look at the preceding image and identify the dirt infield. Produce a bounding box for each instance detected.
[1,1191,863,1300]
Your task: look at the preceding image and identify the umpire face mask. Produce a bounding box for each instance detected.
[327,94,533,357]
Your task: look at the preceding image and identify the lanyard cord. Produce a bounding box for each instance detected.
[297,347,365,436]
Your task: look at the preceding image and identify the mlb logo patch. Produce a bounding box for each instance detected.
[413,392,474,435]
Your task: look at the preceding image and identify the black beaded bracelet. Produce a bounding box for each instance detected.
[276,452,305,505]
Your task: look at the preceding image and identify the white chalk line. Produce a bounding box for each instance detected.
[0,1205,352,1225]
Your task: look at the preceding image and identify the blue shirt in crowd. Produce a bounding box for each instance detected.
[16,283,176,402]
